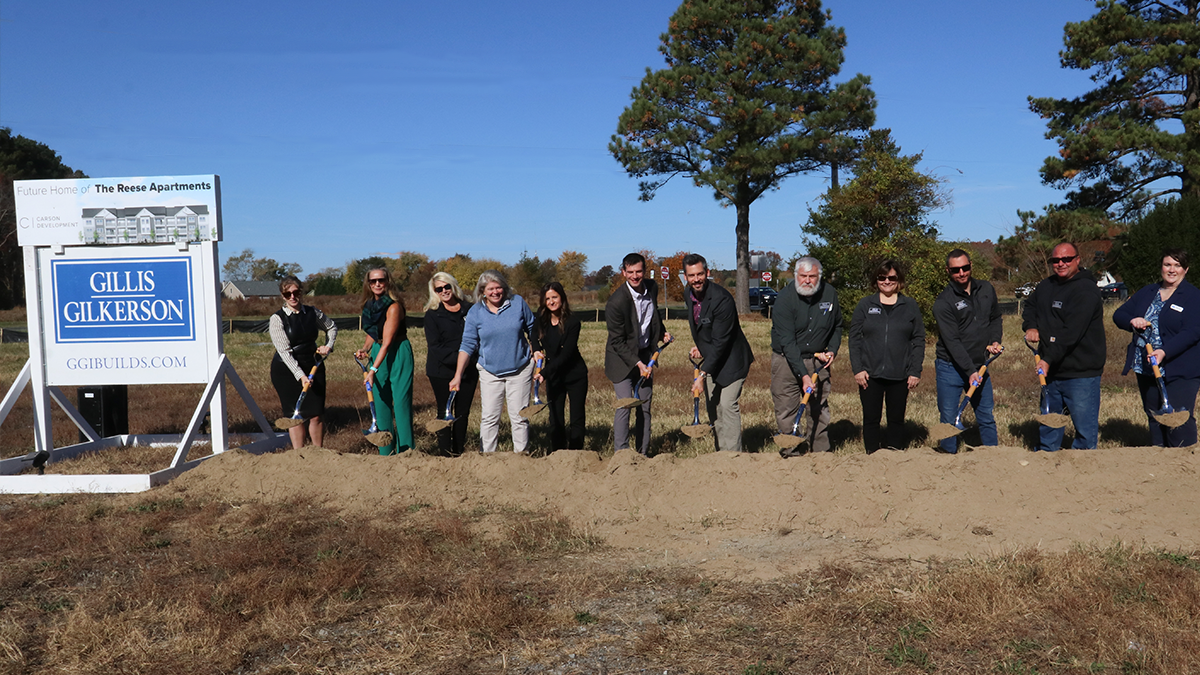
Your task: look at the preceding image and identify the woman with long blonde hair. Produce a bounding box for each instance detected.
[423,272,476,455]
[354,266,413,454]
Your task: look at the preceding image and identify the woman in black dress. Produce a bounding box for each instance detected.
[269,275,337,448]
[423,272,477,455]
[533,281,588,450]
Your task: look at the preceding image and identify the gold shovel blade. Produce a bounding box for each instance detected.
[1035,413,1070,429]
[1154,410,1191,428]
[275,417,305,430]
[928,423,964,444]
[364,431,394,447]
[519,403,547,419]
[773,433,804,449]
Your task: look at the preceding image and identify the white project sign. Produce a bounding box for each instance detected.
[37,245,215,386]
[14,175,221,247]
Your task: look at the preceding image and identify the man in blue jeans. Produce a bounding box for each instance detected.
[1022,242,1107,450]
[933,249,1004,453]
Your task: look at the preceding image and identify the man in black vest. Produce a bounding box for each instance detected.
[605,253,671,454]
[684,253,754,452]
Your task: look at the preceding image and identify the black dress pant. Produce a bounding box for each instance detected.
[547,374,587,450]
[859,377,909,453]
[428,373,477,456]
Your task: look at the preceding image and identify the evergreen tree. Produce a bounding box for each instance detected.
[1029,0,1200,217]
[801,129,950,328]
[610,0,875,312]
[1117,195,1200,288]
[0,128,86,308]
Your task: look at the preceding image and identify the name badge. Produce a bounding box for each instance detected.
[819,302,832,314]
[1171,304,1184,312]
[868,307,881,315]
[954,300,968,310]
[1049,337,1056,342]
[1051,300,1063,309]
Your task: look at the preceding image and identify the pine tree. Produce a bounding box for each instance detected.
[609,0,875,312]
[1029,0,1200,216]
[801,129,951,328]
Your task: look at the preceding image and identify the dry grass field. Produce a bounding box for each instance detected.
[3,301,1200,674]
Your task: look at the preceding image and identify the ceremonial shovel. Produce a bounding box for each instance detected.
[425,390,457,433]
[774,359,830,454]
[615,337,674,410]
[928,348,1004,444]
[519,357,548,419]
[1023,338,1069,429]
[680,357,712,438]
[354,355,395,447]
[1143,342,1190,428]
[274,355,325,430]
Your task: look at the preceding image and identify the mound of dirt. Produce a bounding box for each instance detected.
[174,445,1200,579]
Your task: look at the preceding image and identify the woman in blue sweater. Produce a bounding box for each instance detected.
[1113,248,1200,447]
[450,270,536,453]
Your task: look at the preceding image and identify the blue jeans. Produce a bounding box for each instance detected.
[1039,376,1101,451]
[935,359,997,453]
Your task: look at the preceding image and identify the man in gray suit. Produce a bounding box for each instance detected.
[684,253,754,452]
[605,253,672,454]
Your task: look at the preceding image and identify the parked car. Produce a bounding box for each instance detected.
[748,286,778,311]
[1016,283,1037,298]
[1100,282,1128,300]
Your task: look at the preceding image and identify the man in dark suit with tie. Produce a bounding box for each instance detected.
[684,253,754,452]
[605,252,672,454]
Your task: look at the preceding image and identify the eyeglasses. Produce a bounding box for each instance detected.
[368,278,387,285]
[434,285,452,293]
[1049,255,1077,265]
[282,290,301,299]
[948,264,972,274]
[877,275,899,282]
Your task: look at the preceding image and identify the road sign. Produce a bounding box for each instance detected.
[661,266,669,279]
[762,271,772,283]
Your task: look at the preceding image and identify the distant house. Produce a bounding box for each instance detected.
[222,280,281,300]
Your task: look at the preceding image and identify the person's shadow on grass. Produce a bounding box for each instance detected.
[1100,417,1149,447]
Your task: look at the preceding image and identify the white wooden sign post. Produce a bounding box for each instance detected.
[0,175,288,494]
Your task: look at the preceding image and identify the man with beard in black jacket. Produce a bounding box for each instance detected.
[770,256,841,455]
[1022,242,1107,451]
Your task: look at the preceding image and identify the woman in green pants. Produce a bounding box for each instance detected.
[354,267,413,454]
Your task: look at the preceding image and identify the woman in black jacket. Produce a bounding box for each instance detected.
[533,282,588,450]
[423,272,476,455]
[849,260,926,453]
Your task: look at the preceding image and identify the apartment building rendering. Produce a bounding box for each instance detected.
[81,206,214,245]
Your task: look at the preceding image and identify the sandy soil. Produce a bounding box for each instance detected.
[174,445,1200,580]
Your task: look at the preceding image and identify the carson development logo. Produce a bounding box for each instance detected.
[51,257,196,343]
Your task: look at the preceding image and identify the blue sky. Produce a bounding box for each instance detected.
[1,0,1099,275]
